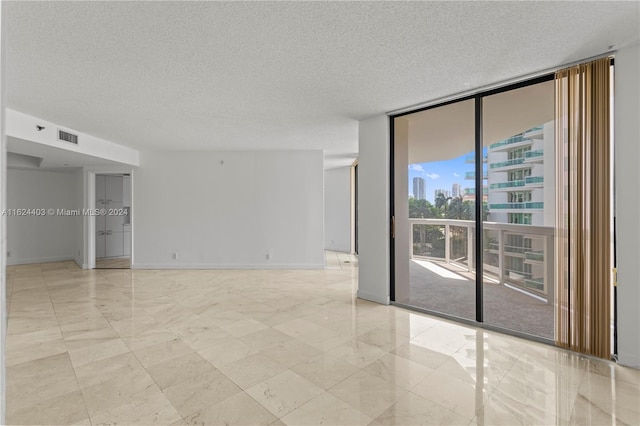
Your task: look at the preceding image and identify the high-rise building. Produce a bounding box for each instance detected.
[485,122,554,227]
[434,189,451,200]
[451,183,461,198]
[481,121,556,294]
[412,177,426,200]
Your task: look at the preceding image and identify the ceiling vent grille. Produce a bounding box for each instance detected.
[58,130,78,145]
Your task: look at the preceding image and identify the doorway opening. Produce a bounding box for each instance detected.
[95,173,131,269]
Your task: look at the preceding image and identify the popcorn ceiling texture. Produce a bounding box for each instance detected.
[4,1,639,168]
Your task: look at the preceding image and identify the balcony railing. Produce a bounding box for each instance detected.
[525,277,545,291]
[525,251,544,262]
[489,158,525,169]
[464,155,488,164]
[464,187,488,195]
[525,176,544,185]
[489,180,525,189]
[490,135,528,149]
[524,149,544,159]
[408,218,554,301]
[465,171,488,180]
[489,202,544,210]
[490,127,544,150]
[523,126,544,136]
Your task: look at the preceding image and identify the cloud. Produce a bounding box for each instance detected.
[425,173,439,180]
[409,164,425,172]
[453,172,460,177]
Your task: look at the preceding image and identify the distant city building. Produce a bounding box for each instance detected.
[413,177,426,200]
[451,183,461,198]
[434,189,451,200]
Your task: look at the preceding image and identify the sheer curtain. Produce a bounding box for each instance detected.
[555,57,612,359]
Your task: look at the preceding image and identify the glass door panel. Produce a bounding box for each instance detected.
[482,80,556,340]
[394,99,476,321]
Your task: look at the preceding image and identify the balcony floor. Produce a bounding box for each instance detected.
[406,259,554,340]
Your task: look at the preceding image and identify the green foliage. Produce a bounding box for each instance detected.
[408,198,440,218]
[409,196,488,258]
[435,192,450,210]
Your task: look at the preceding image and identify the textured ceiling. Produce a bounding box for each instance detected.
[4,1,639,169]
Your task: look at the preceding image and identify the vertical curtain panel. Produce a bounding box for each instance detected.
[555,57,612,359]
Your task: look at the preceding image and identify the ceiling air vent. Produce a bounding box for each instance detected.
[58,129,79,145]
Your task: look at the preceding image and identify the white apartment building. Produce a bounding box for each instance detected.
[484,121,556,294]
[486,122,555,226]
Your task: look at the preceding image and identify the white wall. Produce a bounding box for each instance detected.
[615,43,640,368]
[324,166,351,252]
[357,115,390,304]
[6,169,80,265]
[133,150,325,269]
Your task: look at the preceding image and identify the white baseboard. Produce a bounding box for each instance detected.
[356,289,390,305]
[131,263,325,270]
[7,255,75,266]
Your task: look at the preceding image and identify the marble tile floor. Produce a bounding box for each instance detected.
[324,251,358,270]
[5,257,639,425]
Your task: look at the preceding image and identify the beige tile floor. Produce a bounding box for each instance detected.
[5,253,639,425]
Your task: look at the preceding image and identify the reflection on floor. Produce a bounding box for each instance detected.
[96,257,131,269]
[5,257,638,425]
[408,259,554,340]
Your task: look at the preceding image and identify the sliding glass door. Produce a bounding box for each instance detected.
[393,100,477,322]
[482,80,556,339]
[392,76,558,341]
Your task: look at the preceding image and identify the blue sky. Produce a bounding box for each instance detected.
[409,148,487,203]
